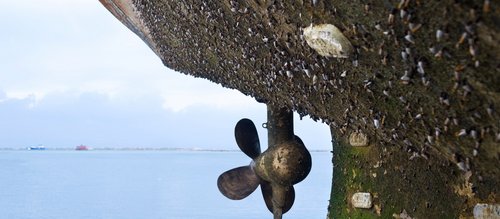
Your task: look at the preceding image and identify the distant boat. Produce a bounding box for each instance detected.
[75,145,89,151]
[28,145,46,150]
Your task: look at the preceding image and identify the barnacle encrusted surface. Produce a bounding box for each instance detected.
[100,0,499,218]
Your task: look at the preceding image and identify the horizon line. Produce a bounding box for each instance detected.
[0,147,330,152]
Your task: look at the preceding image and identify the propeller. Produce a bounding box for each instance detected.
[217,119,295,214]
[218,113,312,218]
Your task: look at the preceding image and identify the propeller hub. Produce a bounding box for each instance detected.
[254,140,312,186]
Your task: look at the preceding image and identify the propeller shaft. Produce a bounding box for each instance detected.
[267,105,294,147]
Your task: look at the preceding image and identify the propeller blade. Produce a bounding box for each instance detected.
[235,118,261,159]
[261,181,295,214]
[217,166,260,200]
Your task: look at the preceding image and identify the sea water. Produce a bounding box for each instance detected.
[0,150,332,219]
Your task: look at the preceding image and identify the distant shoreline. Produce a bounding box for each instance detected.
[0,147,330,152]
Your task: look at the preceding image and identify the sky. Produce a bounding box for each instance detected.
[0,1,331,150]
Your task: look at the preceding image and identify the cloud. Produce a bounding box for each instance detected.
[160,82,259,112]
[0,91,266,149]
[0,1,257,113]
[0,0,93,10]
[0,88,331,150]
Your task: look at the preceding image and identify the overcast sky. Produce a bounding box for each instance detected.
[0,1,331,150]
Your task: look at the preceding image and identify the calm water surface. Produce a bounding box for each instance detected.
[0,151,332,219]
